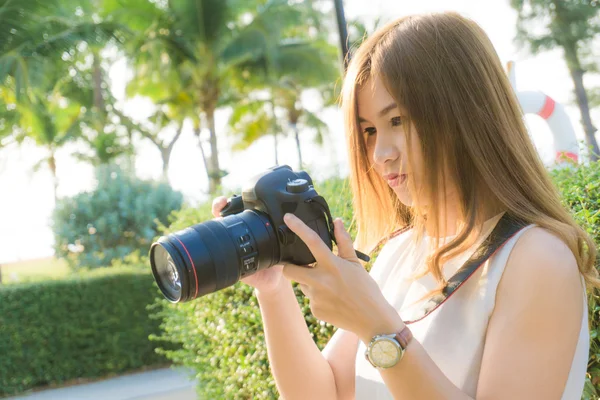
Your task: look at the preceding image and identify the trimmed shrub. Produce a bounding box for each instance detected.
[52,164,183,269]
[0,266,167,396]
[150,177,368,399]
[153,166,600,399]
[551,161,600,399]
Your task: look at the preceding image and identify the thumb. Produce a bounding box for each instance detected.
[333,218,358,261]
[211,196,228,218]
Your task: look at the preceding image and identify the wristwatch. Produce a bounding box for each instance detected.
[365,326,413,369]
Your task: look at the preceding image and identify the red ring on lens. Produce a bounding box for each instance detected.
[173,236,199,299]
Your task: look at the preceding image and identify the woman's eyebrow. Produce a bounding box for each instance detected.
[378,102,397,117]
[358,102,398,123]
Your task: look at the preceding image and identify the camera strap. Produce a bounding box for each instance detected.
[305,196,371,262]
[403,213,529,324]
[306,197,529,324]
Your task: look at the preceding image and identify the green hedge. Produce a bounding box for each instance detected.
[552,162,600,400]
[152,165,600,399]
[0,266,167,396]
[150,177,369,399]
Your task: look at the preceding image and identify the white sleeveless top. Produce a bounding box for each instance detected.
[355,215,589,399]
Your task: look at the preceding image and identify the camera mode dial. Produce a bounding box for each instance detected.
[286,178,309,193]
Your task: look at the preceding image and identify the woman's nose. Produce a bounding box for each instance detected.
[373,136,400,166]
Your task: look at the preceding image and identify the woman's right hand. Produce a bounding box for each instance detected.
[212,196,286,296]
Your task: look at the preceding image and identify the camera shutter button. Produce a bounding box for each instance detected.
[286,178,309,193]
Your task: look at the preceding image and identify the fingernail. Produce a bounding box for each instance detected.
[284,213,293,223]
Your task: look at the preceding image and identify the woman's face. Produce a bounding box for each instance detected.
[357,77,424,207]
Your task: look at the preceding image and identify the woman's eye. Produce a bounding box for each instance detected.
[391,116,403,127]
[363,127,377,136]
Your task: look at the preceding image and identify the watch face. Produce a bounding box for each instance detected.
[369,337,401,368]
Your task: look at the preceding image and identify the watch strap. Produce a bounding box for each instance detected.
[395,325,413,350]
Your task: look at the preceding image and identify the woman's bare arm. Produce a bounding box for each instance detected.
[353,227,583,400]
[322,328,360,400]
[257,282,337,400]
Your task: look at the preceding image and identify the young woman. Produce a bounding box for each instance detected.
[213,11,598,400]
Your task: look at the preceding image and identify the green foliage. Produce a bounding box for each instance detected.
[151,166,600,399]
[125,0,340,193]
[511,0,600,161]
[552,161,600,399]
[52,164,183,269]
[150,177,368,399]
[511,0,600,55]
[0,266,166,396]
[0,0,126,101]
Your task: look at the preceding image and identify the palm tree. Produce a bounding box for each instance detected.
[0,86,20,149]
[0,0,125,101]
[229,35,340,169]
[0,0,131,202]
[9,72,87,204]
[273,40,339,168]
[114,106,184,184]
[126,0,314,194]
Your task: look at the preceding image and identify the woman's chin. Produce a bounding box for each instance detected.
[394,188,413,207]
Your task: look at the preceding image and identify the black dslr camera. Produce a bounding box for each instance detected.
[149,165,369,303]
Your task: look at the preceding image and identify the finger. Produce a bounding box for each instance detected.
[333,218,359,261]
[211,196,228,218]
[298,283,311,297]
[283,213,335,265]
[282,263,317,285]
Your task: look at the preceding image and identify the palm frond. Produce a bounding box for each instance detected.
[220,27,269,66]
[231,110,272,151]
[229,99,268,126]
[169,0,233,51]
[300,109,328,145]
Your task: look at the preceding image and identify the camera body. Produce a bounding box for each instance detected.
[220,165,333,270]
[149,164,347,302]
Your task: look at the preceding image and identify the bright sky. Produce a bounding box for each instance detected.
[1,0,599,264]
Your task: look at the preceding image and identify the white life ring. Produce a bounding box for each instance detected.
[507,61,579,164]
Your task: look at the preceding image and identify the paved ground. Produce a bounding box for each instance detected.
[6,368,197,400]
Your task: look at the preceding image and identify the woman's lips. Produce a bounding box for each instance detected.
[385,173,407,188]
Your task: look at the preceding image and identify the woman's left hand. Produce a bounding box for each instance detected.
[282,213,404,342]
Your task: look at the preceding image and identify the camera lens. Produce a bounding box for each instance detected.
[150,210,279,303]
[151,244,182,301]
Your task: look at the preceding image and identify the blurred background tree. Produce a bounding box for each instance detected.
[0,0,341,268]
[227,5,340,169]
[3,1,600,398]
[52,164,183,270]
[511,0,600,161]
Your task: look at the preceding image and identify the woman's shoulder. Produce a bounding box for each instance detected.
[506,226,579,281]
[497,225,582,313]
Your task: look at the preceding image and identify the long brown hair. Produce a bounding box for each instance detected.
[341,12,599,290]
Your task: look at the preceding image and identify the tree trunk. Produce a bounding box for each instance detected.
[270,98,279,166]
[206,108,221,194]
[160,148,170,183]
[159,123,184,184]
[48,150,58,205]
[92,53,105,114]
[126,129,135,175]
[291,123,302,169]
[194,125,210,193]
[273,131,279,166]
[562,43,600,161]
